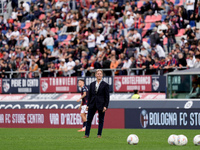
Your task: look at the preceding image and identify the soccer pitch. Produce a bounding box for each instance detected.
[0,128,199,150]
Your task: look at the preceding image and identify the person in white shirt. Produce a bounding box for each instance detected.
[66,57,75,75]
[6,29,13,40]
[50,47,59,59]
[132,29,141,42]
[187,55,196,68]
[55,0,64,9]
[119,57,133,75]
[11,27,20,39]
[22,35,29,48]
[11,8,18,20]
[59,58,67,76]
[98,40,107,49]
[22,1,30,12]
[186,0,195,20]
[154,44,165,58]
[43,34,54,52]
[39,26,47,38]
[101,23,111,38]
[193,56,200,68]
[157,21,168,34]
[96,32,104,46]
[140,46,149,57]
[87,9,98,20]
[86,30,95,57]
[125,11,134,30]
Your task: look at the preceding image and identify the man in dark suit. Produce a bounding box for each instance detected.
[83,69,109,138]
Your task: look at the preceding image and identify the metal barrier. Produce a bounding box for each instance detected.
[0,67,188,78]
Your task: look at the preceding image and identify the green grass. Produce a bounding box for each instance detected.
[0,128,199,150]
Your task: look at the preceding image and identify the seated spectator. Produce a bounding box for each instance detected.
[48,62,56,77]
[193,55,200,68]
[58,58,67,76]
[164,54,177,70]
[119,57,133,75]
[66,57,75,76]
[177,53,187,68]
[18,61,28,78]
[187,55,196,68]
[29,60,39,78]
[39,59,48,77]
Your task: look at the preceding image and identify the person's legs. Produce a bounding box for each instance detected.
[97,110,105,136]
[85,108,96,137]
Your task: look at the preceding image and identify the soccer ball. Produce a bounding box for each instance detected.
[193,135,200,145]
[127,134,139,145]
[168,134,178,145]
[175,135,188,146]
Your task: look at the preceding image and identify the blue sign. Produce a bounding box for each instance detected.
[151,75,166,92]
[125,108,200,129]
[85,76,113,92]
[2,78,40,94]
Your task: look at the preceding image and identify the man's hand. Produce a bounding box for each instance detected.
[86,106,89,111]
[103,107,107,112]
[78,106,81,110]
[77,98,81,102]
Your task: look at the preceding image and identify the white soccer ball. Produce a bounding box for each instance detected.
[127,134,139,145]
[193,135,200,145]
[175,135,188,146]
[168,134,178,145]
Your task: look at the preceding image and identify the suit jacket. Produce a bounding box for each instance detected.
[87,80,109,110]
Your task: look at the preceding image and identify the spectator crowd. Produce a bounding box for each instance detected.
[0,0,200,78]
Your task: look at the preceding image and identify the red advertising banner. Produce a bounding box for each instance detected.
[114,76,152,92]
[40,77,77,93]
[0,109,124,128]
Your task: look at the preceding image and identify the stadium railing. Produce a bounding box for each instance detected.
[0,67,188,78]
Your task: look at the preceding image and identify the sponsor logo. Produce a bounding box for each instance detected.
[140,110,148,128]
[115,80,121,91]
[41,81,48,92]
[152,78,159,91]
[3,82,10,92]
[184,101,193,109]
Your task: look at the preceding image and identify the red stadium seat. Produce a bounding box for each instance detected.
[157,1,162,7]
[143,23,151,30]
[23,22,31,29]
[155,15,162,21]
[142,38,148,42]
[51,28,56,33]
[65,35,72,41]
[137,1,144,8]
[145,15,152,23]
[170,0,175,3]
[175,29,185,37]
[39,14,46,20]
[178,0,183,5]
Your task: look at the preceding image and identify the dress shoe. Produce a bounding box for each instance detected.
[82,135,89,138]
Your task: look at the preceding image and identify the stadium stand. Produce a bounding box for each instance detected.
[0,0,199,78]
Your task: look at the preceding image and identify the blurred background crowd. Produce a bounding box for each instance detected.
[0,0,200,78]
